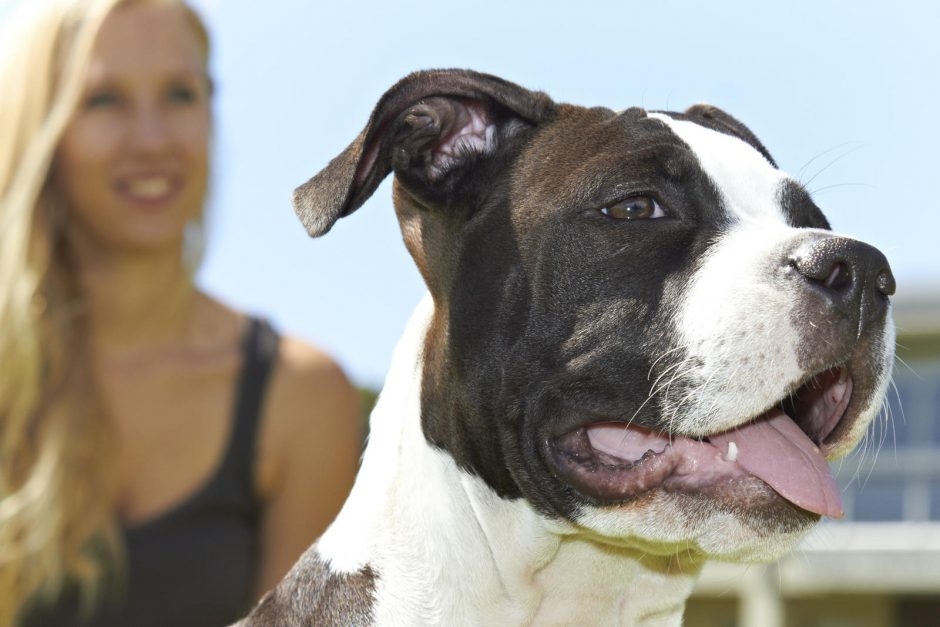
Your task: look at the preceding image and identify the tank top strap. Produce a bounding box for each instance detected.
[222,316,280,489]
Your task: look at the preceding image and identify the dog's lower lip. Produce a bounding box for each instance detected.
[548,426,687,502]
[585,422,670,463]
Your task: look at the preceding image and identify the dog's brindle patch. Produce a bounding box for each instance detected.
[235,549,376,626]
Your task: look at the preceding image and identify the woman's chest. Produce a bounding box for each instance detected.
[101,356,244,525]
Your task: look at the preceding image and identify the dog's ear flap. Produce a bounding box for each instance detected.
[683,104,777,168]
[292,69,555,237]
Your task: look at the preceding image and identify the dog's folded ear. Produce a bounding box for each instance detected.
[683,104,777,168]
[292,69,555,237]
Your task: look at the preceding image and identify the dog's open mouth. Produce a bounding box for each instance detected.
[547,366,853,518]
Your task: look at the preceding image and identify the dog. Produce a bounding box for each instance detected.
[239,69,895,626]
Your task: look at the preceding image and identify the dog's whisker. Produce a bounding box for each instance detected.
[678,367,728,428]
[800,144,864,189]
[647,344,691,382]
[893,354,918,377]
[621,353,700,442]
[659,358,696,405]
[806,181,873,197]
[651,358,695,391]
[648,358,698,415]
[796,141,858,181]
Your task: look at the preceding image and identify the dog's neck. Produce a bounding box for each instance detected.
[315,296,703,625]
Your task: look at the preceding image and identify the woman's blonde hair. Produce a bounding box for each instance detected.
[0,0,210,623]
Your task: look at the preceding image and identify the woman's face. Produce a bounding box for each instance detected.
[56,2,210,255]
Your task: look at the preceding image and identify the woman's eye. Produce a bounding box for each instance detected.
[600,196,665,220]
[85,90,120,109]
[167,84,198,104]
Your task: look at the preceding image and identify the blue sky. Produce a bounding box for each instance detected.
[5,0,939,387]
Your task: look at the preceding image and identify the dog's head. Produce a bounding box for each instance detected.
[295,70,895,562]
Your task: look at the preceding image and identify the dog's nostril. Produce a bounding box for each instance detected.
[822,261,852,292]
[876,268,896,296]
[791,252,854,295]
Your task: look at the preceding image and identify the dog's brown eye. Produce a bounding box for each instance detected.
[601,197,664,220]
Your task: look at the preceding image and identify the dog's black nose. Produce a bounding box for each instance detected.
[790,236,895,332]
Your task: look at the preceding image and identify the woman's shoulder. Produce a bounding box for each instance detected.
[197,293,361,484]
[270,334,358,416]
[275,335,348,384]
[255,331,361,496]
[197,294,342,386]
[249,333,362,591]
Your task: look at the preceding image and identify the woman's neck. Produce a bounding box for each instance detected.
[72,239,199,356]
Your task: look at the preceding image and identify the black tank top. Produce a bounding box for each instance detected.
[23,317,279,627]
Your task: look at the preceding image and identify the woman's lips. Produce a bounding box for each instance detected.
[115,174,182,205]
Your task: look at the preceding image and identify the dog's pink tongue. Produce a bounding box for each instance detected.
[709,410,843,519]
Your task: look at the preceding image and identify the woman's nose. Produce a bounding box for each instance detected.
[128,105,172,153]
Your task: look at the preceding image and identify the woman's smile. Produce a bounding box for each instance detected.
[114,171,184,207]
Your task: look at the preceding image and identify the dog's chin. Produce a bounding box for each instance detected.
[570,486,820,563]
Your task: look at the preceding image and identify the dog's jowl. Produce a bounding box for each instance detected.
[240,70,896,626]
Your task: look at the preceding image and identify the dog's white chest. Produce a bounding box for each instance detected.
[530,538,700,626]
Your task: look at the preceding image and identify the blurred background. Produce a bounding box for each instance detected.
[4,0,938,625]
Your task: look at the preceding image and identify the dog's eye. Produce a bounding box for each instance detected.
[600,197,665,220]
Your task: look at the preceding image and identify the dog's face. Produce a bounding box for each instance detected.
[296,70,895,562]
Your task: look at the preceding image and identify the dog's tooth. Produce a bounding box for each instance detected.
[726,441,738,462]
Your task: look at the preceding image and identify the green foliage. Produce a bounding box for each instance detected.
[356,386,379,447]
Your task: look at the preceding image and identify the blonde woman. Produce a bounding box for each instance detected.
[0,0,361,625]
